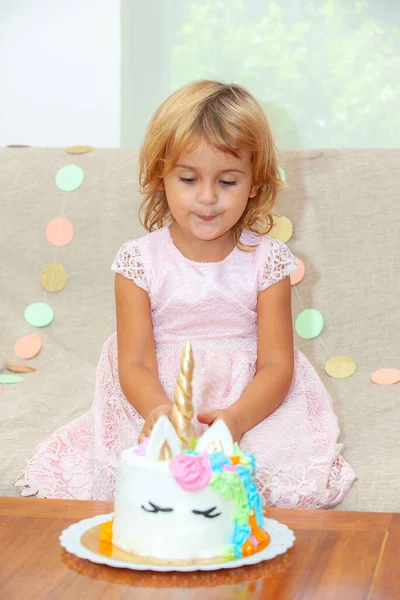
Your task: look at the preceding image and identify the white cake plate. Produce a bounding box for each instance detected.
[60,512,295,572]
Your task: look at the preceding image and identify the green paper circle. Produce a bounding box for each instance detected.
[0,374,24,384]
[295,309,324,339]
[24,302,54,327]
[278,167,286,182]
[55,165,84,192]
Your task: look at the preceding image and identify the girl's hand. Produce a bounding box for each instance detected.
[197,408,244,443]
[138,403,172,444]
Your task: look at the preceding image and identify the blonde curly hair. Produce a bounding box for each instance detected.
[139,80,284,247]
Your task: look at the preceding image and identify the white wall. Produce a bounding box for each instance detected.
[0,0,121,147]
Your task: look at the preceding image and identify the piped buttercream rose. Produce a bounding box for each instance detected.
[169,452,212,491]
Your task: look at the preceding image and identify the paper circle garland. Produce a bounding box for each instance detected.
[7,364,36,373]
[9,160,81,386]
[55,165,84,192]
[270,215,293,243]
[24,302,54,327]
[66,145,93,154]
[370,369,400,385]
[0,374,24,384]
[290,258,305,285]
[295,309,324,339]
[325,356,356,379]
[40,264,68,292]
[46,217,74,247]
[14,334,42,359]
[278,167,286,182]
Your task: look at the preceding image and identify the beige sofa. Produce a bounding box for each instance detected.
[1,148,399,512]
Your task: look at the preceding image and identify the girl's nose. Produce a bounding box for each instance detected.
[197,184,218,205]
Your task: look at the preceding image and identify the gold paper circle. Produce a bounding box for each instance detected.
[325,356,356,379]
[40,264,68,292]
[66,145,93,154]
[269,215,293,243]
[7,364,36,373]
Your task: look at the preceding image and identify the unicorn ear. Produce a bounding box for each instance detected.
[145,416,181,460]
[195,420,234,456]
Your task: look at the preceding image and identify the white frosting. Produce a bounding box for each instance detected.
[112,447,235,560]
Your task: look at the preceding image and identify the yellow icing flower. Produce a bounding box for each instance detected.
[99,520,113,556]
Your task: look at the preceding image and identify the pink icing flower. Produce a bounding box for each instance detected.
[222,464,237,472]
[134,438,149,456]
[169,453,212,491]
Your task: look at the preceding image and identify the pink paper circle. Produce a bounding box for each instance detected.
[290,258,305,285]
[14,334,42,360]
[370,368,400,385]
[45,217,74,247]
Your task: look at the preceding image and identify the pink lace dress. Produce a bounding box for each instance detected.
[15,226,356,507]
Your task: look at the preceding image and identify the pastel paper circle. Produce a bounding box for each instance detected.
[278,167,286,182]
[371,368,400,385]
[270,215,293,243]
[0,374,23,384]
[46,217,74,247]
[66,145,93,154]
[40,263,68,292]
[24,302,54,327]
[325,356,356,379]
[295,309,324,339]
[7,364,36,373]
[55,165,84,192]
[290,258,305,285]
[14,334,42,359]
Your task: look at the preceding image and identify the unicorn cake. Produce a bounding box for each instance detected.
[105,341,270,562]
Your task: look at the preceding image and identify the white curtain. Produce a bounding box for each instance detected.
[121,0,400,149]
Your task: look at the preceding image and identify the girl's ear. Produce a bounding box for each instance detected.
[249,183,259,199]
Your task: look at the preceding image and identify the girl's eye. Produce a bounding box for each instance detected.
[179,177,237,187]
[141,502,173,513]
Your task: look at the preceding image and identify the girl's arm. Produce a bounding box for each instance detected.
[115,273,171,419]
[198,276,294,440]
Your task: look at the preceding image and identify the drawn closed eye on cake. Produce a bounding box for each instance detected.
[192,506,222,519]
[141,501,173,513]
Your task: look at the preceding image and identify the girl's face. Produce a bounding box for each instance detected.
[162,137,258,242]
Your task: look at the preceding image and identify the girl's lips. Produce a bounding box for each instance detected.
[197,214,217,222]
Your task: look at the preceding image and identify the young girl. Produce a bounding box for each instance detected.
[15,80,356,507]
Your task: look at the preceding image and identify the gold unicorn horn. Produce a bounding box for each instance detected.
[171,341,195,450]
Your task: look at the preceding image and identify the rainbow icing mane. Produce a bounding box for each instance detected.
[131,434,268,559]
[104,341,269,561]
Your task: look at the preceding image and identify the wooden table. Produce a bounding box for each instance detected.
[0,498,399,599]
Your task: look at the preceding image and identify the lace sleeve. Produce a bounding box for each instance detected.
[111,240,148,292]
[260,238,299,292]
